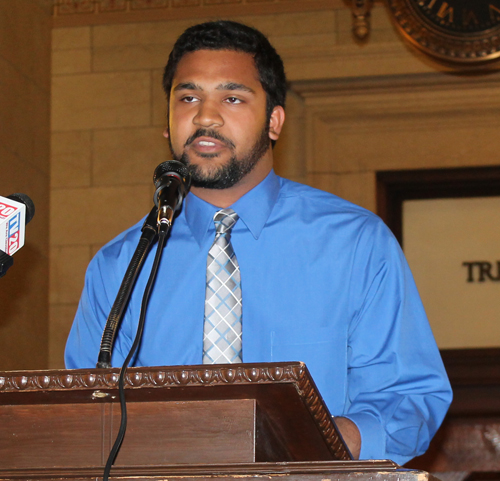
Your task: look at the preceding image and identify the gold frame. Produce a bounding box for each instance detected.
[386,0,500,64]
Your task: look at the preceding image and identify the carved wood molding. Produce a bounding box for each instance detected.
[0,362,305,392]
[0,362,351,461]
[52,0,342,27]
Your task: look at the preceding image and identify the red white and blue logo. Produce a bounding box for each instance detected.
[7,212,21,255]
[0,201,22,255]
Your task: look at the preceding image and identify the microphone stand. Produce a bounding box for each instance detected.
[0,250,14,278]
[96,160,190,480]
[96,206,158,369]
[97,160,190,368]
[102,213,172,481]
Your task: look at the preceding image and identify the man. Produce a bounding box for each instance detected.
[66,20,452,465]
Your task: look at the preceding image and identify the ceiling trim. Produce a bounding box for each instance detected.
[52,0,343,28]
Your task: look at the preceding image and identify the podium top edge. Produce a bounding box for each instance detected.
[0,362,309,393]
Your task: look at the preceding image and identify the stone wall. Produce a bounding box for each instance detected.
[0,0,51,370]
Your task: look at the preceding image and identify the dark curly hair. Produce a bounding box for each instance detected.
[162,20,287,120]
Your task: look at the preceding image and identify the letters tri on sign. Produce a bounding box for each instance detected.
[463,261,500,282]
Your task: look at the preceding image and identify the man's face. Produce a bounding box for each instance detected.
[166,49,278,190]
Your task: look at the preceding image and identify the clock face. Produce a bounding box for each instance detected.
[387,0,500,63]
[412,0,500,35]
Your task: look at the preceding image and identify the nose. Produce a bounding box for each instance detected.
[193,100,224,128]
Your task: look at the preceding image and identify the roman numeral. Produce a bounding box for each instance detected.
[490,4,500,21]
[463,9,479,27]
[418,0,438,9]
[437,2,454,22]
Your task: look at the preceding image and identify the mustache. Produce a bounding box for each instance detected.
[184,129,236,150]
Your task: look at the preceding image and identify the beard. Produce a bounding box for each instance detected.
[169,126,270,190]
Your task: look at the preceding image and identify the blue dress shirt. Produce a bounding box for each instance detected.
[65,170,452,465]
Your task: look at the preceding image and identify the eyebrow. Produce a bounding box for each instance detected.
[217,82,255,93]
[173,82,255,94]
[173,82,201,92]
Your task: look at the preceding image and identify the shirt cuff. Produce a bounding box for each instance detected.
[342,412,386,461]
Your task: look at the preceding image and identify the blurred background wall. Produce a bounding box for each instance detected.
[0,0,51,370]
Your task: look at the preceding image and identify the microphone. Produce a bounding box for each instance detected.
[153,161,191,228]
[0,193,35,278]
[0,194,35,256]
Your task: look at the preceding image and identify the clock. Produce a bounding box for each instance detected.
[386,0,500,63]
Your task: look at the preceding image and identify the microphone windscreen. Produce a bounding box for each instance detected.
[8,193,35,224]
[153,161,190,189]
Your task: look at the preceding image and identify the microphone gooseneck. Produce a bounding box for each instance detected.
[97,161,191,368]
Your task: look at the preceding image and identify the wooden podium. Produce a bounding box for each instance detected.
[0,362,437,481]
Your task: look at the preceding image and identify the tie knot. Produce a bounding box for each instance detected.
[214,208,239,235]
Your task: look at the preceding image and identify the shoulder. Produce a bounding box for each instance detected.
[88,217,145,276]
[276,177,386,231]
[273,177,402,262]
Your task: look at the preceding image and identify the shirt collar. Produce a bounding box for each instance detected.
[184,169,280,247]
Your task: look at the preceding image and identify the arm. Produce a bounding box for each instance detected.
[335,417,361,459]
[342,216,452,465]
[65,251,114,368]
[65,239,136,369]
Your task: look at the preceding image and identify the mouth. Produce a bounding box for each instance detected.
[190,136,226,155]
[186,135,231,157]
[184,130,236,156]
[198,140,216,147]
[194,137,224,147]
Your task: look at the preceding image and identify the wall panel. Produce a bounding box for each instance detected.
[0,0,51,370]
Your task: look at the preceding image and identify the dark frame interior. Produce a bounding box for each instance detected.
[376,165,500,413]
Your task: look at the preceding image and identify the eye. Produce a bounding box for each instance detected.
[181,96,199,103]
[224,97,243,104]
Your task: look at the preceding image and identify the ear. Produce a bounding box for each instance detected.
[163,127,169,139]
[268,106,285,141]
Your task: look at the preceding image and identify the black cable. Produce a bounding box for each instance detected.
[102,226,168,481]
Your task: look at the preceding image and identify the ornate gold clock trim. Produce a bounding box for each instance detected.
[386,0,500,64]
